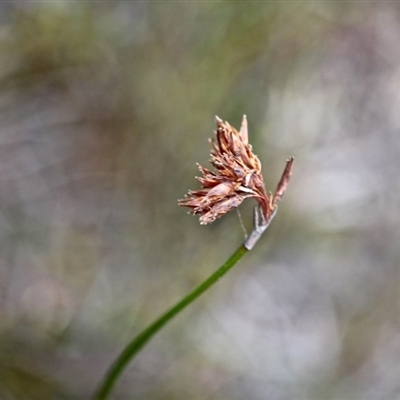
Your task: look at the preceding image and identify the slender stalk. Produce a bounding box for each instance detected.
[93,113,293,399]
[93,244,248,400]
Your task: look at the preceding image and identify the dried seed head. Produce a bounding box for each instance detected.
[179,115,293,224]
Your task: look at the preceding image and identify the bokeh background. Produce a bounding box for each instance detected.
[1,2,400,399]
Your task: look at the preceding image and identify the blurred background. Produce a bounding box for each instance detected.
[0,1,399,399]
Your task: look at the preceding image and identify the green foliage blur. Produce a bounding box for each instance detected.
[0,2,399,399]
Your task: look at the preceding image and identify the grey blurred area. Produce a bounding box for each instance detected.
[0,2,399,399]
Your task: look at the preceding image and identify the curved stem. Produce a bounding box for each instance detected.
[93,244,248,400]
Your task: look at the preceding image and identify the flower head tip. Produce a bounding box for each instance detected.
[179,115,293,225]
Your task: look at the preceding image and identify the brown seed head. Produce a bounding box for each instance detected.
[179,115,293,224]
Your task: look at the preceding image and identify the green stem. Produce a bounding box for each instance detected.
[93,244,248,400]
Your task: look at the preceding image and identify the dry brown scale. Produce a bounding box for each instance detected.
[179,115,293,249]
